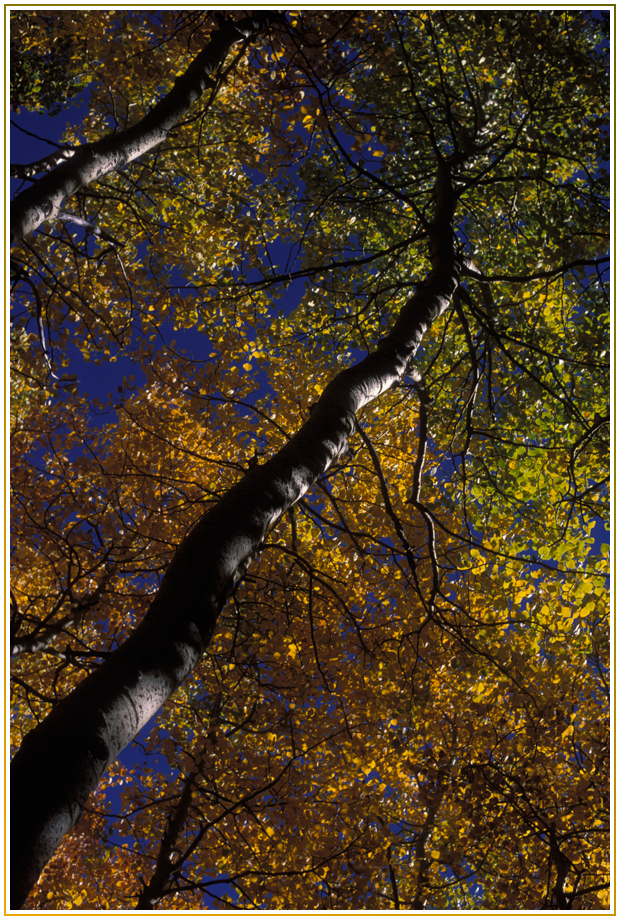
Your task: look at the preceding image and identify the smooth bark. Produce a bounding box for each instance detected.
[10,157,461,908]
[10,147,77,181]
[10,13,280,243]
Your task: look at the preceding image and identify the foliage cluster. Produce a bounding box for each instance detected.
[10,11,91,116]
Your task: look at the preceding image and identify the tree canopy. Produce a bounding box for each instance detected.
[10,10,610,911]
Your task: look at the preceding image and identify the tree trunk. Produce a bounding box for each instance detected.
[10,157,461,908]
[10,13,280,243]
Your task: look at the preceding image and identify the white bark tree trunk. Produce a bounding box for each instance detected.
[10,13,279,243]
[10,146,461,908]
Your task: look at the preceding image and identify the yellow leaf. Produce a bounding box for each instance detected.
[243,363,253,371]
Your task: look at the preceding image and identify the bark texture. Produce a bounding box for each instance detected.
[10,158,461,908]
[10,13,279,243]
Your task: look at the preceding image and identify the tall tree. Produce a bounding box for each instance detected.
[10,10,609,909]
